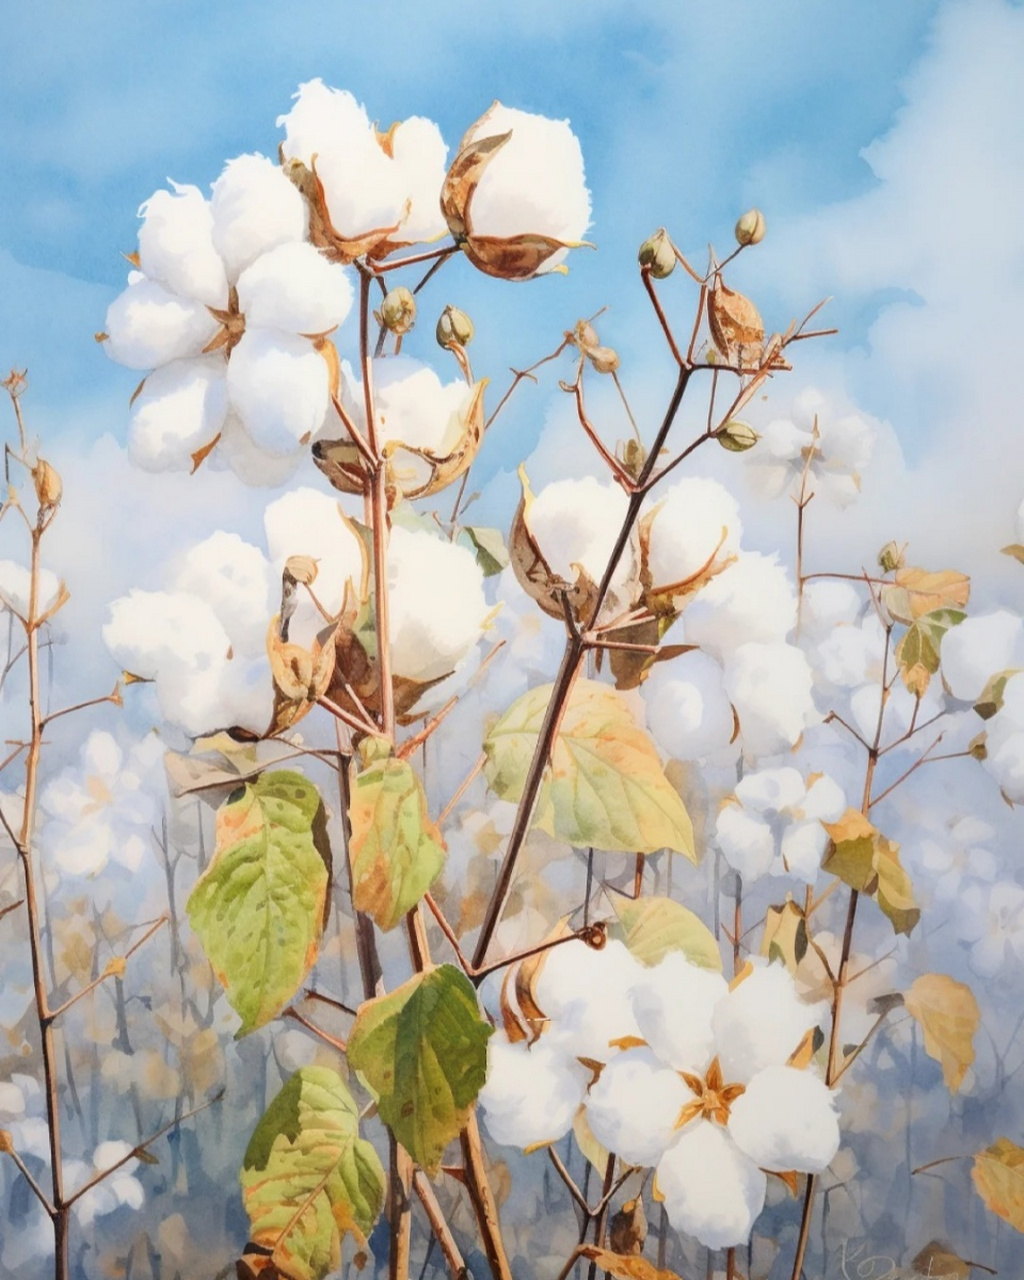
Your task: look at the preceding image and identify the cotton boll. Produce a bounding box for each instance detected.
[236,240,354,335]
[800,580,863,638]
[527,476,634,597]
[479,1035,589,1149]
[940,611,1024,702]
[216,413,304,488]
[735,767,806,814]
[371,357,473,454]
[984,682,1024,801]
[104,277,219,370]
[811,616,885,690]
[715,805,776,881]
[657,1121,767,1250]
[388,528,489,682]
[683,553,797,657]
[154,649,272,738]
[172,531,276,658]
[713,963,825,1083]
[586,1048,692,1168]
[724,642,818,758]
[128,356,229,472]
[535,939,643,1060]
[103,589,232,684]
[728,1066,839,1172]
[390,115,450,243]
[642,652,735,761]
[137,182,228,307]
[466,103,591,260]
[210,154,307,283]
[227,329,329,454]
[778,821,829,882]
[645,477,742,588]
[0,560,62,619]
[631,953,727,1073]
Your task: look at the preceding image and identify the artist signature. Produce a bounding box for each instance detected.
[835,1240,962,1278]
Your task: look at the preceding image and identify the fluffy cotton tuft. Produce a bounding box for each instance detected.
[104,277,218,370]
[534,939,644,1060]
[526,475,636,608]
[478,1036,588,1149]
[585,1048,692,1168]
[209,154,308,282]
[712,963,826,1083]
[137,182,227,307]
[128,356,228,472]
[656,1121,768,1250]
[631,953,728,1071]
[645,477,742,589]
[940,611,1024,702]
[226,329,330,454]
[236,240,353,335]
[727,1066,840,1172]
[641,652,735,761]
[724,642,818,758]
[683,552,797,657]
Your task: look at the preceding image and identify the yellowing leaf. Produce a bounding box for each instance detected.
[186,772,331,1036]
[576,1246,684,1280]
[873,837,920,937]
[610,895,721,971]
[348,740,446,932]
[484,679,696,859]
[241,1067,385,1280]
[882,567,970,625]
[760,899,809,975]
[905,973,980,1093]
[975,668,1021,720]
[972,1137,1024,1233]
[347,965,492,1175]
[822,809,919,936]
[1001,543,1024,566]
[895,608,965,696]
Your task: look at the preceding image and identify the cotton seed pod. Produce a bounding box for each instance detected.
[379,286,416,336]
[284,554,318,585]
[33,459,63,508]
[715,420,759,453]
[735,207,766,246]
[877,540,906,574]
[436,304,474,349]
[638,227,676,279]
[587,345,620,374]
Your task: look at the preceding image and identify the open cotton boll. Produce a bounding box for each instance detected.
[728,1066,840,1172]
[586,1048,693,1168]
[984,675,1024,801]
[800,580,863,638]
[735,766,806,814]
[215,413,304,487]
[153,649,272,738]
[236,241,354,335]
[388,528,489,682]
[209,154,308,284]
[478,1035,589,1149]
[527,475,635,600]
[811,615,885,690]
[941,611,1024,702]
[645,477,742,589]
[370,357,474,454]
[137,182,228,308]
[534,938,643,1060]
[715,805,776,881]
[684,553,797,657]
[389,115,450,243]
[724,642,818,758]
[641,652,735,761]
[657,1121,767,1251]
[712,963,826,1083]
[104,277,219,370]
[128,356,228,472]
[631,953,727,1072]
[172,531,276,658]
[227,329,330,454]
[0,559,62,619]
[103,589,233,683]
[465,103,590,253]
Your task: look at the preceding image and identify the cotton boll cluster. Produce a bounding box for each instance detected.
[104,532,277,739]
[278,80,449,249]
[103,158,354,482]
[745,387,875,508]
[715,766,846,884]
[37,731,166,878]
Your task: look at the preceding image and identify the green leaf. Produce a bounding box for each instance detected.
[484,678,696,859]
[895,607,965,696]
[462,525,510,577]
[241,1067,385,1280]
[347,965,492,1174]
[822,809,919,936]
[975,668,1021,720]
[186,771,331,1036]
[610,895,721,971]
[348,739,446,932]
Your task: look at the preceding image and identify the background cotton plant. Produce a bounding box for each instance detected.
[2,60,1024,1280]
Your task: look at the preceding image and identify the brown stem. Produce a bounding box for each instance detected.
[388,1133,414,1280]
[413,1170,469,1279]
[460,1111,514,1280]
[587,1155,616,1280]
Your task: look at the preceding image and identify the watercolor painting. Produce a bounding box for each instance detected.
[3,3,1024,1278]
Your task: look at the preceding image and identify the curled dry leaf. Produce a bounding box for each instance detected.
[575,1246,684,1280]
[707,273,764,363]
[822,809,920,936]
[761,898,809,975]
[882,566,971,625]
[266,617,338,736]
[609,1198,648,1256]
[905,973,980,1093]
[909,1241,970,1280]
[972,1137,1024,1233]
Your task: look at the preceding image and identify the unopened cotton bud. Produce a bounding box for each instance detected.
[379,287,416,336]
[716,420,759,453]
[285,555,318,585]
[969,732,988,761]
[735,208,766,246]
[588,345,620,374]
[33,459,63,508]
[638,228,676,279]
[436,304,474,349]
[877,541,905,573]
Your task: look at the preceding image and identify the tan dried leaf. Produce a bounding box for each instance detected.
[441,117,513,239]
[576,1246,683,1280]
[707,275,764,361]
[905,973,980,1093]
[609,1198,648,1256]
[761,899,809,975]
[909,1241,970,1279]
[267,618,338,735]
[882,567,971,624]
[972,1137,1024,1233]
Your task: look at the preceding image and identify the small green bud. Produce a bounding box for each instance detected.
[638,228,676,279]
[436,304,474,349]
[379,286,416,336]
[715,420,759,453]
[734,208,766,247]
[877,540,905,574]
